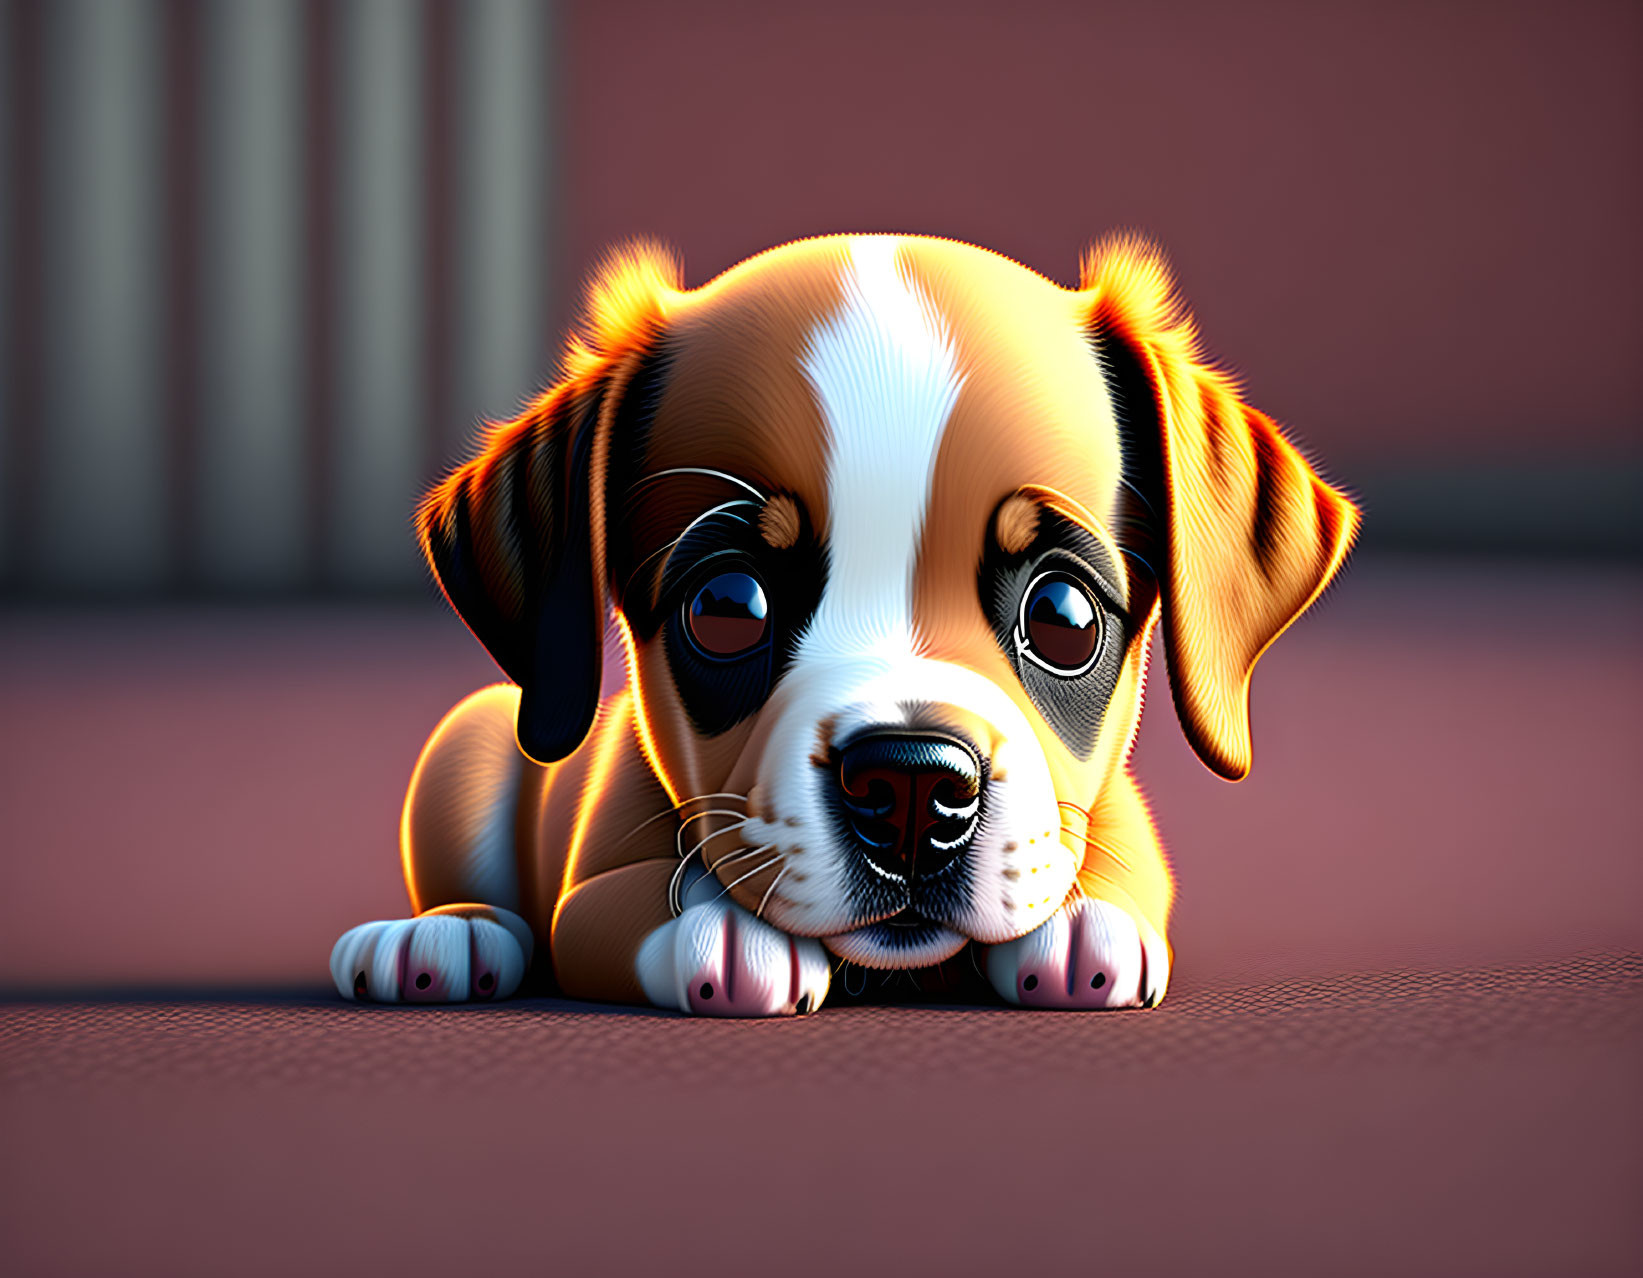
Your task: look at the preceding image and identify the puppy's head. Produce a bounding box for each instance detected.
[418,235,1359,968]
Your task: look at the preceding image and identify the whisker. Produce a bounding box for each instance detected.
[675,808,753,861]
[613,793,747,856]
[755,866,789,920]
[668,857,691,916]
[704,840,775,876]
[668,820,765,916]
[1058,826,1132,871]
[622,533,685,602]
[629,467,768,503]
[671,500,757,545]
[659,800,749,916]
[668,833,763,914]
[625,499,762,607]
[682,819,749,867]
[641,500,758,602]
[706,853,783,906]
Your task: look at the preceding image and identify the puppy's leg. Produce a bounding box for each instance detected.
[983,769,1173,1009]
[552,859,832,1017]
[331,683,540,1003]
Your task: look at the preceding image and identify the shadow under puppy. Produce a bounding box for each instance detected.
[332,234,1359,1016]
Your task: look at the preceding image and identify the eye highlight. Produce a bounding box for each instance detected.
[686,572,769,658]
[1017,573,1102,676]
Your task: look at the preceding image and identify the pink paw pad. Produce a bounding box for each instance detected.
[330,911,530,1003]
[637,895,831,1018]
[986,897,1168,1009]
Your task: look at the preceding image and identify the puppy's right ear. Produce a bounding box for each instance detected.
[1081,236,1359,781]
[416,244,680,763]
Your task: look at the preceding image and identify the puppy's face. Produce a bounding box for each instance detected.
[419,234,1358,969]
[607,237,1158,966]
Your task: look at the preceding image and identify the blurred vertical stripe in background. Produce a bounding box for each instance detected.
[329,0,426,590]
[0,0,9,582]
[197,0,305,589]
[0,0,554,595]
[451,0,550,481]
[40,0,167,590]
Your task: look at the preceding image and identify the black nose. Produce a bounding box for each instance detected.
[837,732,982,881]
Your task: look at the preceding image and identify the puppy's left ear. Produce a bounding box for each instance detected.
[416,243,679,763]
[416,384,608,764]
[1081,237,1361,780]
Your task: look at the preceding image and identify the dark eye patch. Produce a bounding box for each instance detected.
[625,499,824,737]
[591,342,827,736]
[981,506,1132,759]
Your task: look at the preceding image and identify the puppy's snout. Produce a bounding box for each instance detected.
[837,732,981,881]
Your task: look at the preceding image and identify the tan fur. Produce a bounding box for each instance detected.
[758,493,802,549]
[385,233,1357,1007]
[993,493,1040,556]
[400,684,532,916]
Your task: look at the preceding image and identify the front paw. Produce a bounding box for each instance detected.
[985,896,1170,1009]
[636,870,831,1017]
[330,905,533,1003]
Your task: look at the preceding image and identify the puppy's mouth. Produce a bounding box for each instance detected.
[822,908,969,970]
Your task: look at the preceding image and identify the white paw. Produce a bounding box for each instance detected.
[985,896,1170,1009]
[330,906,533,1003]
[636,867,831,1017]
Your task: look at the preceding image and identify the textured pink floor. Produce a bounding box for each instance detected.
[2,559,1640,1275]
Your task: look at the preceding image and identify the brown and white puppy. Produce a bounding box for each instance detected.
[330,234,1358,1015]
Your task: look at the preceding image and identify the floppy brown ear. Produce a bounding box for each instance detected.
[416,244,679,763]
[1082,237,1360,780]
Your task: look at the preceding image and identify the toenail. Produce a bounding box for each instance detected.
[354,972,368,998]
[796,993,812,1015]
[699,982,714,999]
[1023,974,1038,991]
[477,972,494,992]
[414,972,431,990]
[1091,972,1106,989]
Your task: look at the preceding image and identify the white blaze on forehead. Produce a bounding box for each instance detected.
[799,237,964,656]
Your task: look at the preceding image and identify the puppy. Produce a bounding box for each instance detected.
[330,234,1358,1015]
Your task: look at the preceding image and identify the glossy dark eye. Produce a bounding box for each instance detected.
[686,572,769,658]
[1019,573,1101,674]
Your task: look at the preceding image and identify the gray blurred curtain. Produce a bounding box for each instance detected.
[0,0,557,594]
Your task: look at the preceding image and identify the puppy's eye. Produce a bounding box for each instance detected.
[1019,573,1101,675]
[686,572,769,658]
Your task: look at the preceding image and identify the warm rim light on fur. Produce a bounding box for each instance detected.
[1078,234,1224,381]
[1079,233,1361,779]
[414,240,682,564]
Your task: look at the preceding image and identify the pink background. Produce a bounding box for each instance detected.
[565,0,1643,469]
